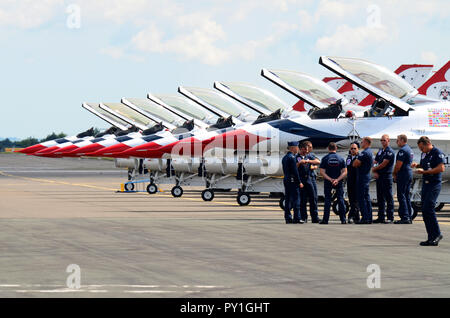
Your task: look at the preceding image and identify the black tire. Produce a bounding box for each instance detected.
[146,183,158,194]
[124,183,134,192]
[279,197,285,210]
[237,193,251,206]
[332,199,349,215]
[201,189,214,201]
[171,186,183,198]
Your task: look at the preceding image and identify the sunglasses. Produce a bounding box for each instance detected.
[350,148,357,150]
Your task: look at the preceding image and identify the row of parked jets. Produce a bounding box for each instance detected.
[18,56,450,214]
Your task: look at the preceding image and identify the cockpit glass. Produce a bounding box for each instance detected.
[184,87,259,117]
[125,98,184,126]
[154,94,218,122]
[221,82,287,112]
[327,57,416,99]
[103,103,152,126]
[269,70,343,107]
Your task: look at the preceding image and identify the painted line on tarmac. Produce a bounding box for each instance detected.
[0,170,280,211]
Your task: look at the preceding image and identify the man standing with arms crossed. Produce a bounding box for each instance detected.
[373,135,395,224]
[393,134,414,224]
[412,136,445,246]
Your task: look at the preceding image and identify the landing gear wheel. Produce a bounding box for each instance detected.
[279,196,285,210]
[201,189,214,201]
[124,183,134,192]
[237,193,251,206]
[146,183,158,194]
[332,199,349,215]
[171,186,183,198]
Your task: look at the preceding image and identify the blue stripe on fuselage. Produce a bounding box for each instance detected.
[268,119,347,146]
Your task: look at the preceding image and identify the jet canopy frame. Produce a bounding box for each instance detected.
[319,56,416,112]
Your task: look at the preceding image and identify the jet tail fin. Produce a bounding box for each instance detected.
[417,61,450,100]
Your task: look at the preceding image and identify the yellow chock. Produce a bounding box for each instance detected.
[120,183,124,192]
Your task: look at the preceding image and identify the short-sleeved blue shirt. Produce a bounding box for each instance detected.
[296,153,310,183]
[320,152,346,180]
[420,147,445,183]
[396,144,413,176]
[307,152,319,179]
[356,148,374,179]
[375,146,395,176]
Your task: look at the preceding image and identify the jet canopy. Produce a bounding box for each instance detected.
[320,56,416,112]
[83,103,129,131]
[124,98,185,127]
[262,69,347,109]
[179,86,259,121]
[100,102,153,130]
[215,82,287,113]
[152,94,219,124]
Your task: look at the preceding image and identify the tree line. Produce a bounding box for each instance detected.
[0,132,67,151]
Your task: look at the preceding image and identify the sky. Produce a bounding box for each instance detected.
[0,0,449,139]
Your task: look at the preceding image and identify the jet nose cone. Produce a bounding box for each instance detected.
[17,144,46,154]
[91,143,131,158]
[33,146,59,156]
[53,145,78,156]
[73,143,103,156]
[121,142,160,158]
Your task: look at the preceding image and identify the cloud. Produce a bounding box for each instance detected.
[0,0,63,29]
[315,24,391,55]
[421,51,438,64]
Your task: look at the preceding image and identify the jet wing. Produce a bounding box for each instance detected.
[82,103,128,131]
[261,68,348,109]
[319,56,416,112]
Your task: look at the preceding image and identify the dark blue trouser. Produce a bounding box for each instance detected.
[358,177,372,221]
[284,181,301,221]
[347,180,360,221]
[300,181,319,221]
[323,181,346,223]
[422,181,441,240]
[376,176,394,220]
[397,174,412,220]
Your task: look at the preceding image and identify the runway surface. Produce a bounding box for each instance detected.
[1,153,449,298]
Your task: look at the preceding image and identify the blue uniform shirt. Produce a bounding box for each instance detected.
[420,147,445,183]
[282,152,301,184]
[375,146,395,176]
[296,154,310,183]
[356,148,374,179]
[307,152,319,179]
[396,144,414,176]
[320,152,346,180]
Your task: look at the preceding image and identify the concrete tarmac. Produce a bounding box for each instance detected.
[1,153,449,298]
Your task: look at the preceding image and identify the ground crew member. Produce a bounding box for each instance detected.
[305,141,320,221]
[372,134,395,223]
[346,142,360,224]
[393,134,414,224]
[412,136,445,246]
[319,142,347,224]
[353,137,374,224]
[296,141,320,223]
[282,141,304,224]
